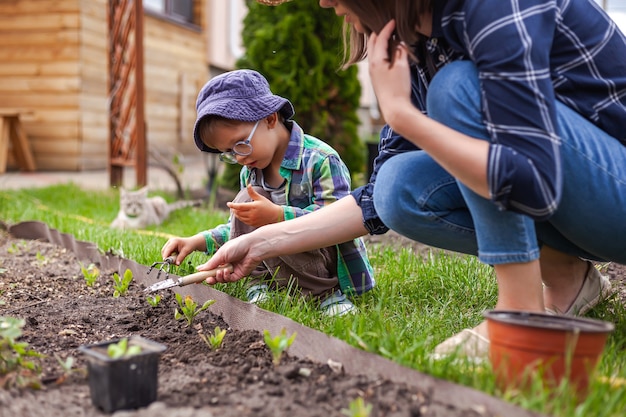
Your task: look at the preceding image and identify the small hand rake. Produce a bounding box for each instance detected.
[146,256,176,281]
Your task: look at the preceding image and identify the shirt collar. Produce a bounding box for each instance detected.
[280,120,304,171]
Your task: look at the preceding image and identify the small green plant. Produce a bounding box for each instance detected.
[80,263,100,287]
[35,251,47,266]
[0,316,44,389]
[174,294,215,326]
[7,242,22,254]
[54,355,86,384]
[145,294,162,307]
[199,326,227,350]
[107,338,142,359]
[341,397,373,417]
[112,269,133,297]
[263,328,297,366]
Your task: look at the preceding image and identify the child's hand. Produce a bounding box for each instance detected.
[161,235,206,266]
[227,184,283,227]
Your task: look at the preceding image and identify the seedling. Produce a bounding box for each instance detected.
[263,328,296,366]
[174,294,215,326]
[112,269,133,297]
[6,242,23,254]
[35,251,47,266]
[145,294,162,307]
[0,316,43,389]
[199,326,227,350]
[107,338,142,359]
[54,355,86,384]
[80,263,100,287]
[341,397,372,417]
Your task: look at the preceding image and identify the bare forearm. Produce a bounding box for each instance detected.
[388,106,490,198]
[250,195,367,258]
[199,195,368,281]
[367,29,490,199]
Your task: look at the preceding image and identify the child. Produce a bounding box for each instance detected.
[161,69,374,316]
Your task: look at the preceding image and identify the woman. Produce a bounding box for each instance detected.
[210,0,625,359]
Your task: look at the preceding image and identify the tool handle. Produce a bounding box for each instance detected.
[178,264,234,287]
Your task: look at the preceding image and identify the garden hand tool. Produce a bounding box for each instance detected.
[146,255,176,281]
[144,264,234,293]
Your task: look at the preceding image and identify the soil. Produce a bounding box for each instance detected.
[0,226,624,417]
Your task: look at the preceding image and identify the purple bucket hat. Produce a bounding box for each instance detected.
[193,69,295,153]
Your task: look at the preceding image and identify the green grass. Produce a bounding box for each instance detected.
[1,184,625,417]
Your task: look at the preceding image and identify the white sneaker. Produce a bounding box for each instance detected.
[320,290,357,317]
[246,284,270,304]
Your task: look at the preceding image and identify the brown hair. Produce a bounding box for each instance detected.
[339,0,433,68]
[197,117,239,150]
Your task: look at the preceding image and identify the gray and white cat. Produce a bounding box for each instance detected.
[110,186,201,229]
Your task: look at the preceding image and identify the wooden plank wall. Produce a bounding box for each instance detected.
[0,0,83,170]
[143,11,209,157]
[0,0,209,172]
[79,0,109,170]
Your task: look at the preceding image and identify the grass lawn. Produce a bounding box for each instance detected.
[1,184,625,416]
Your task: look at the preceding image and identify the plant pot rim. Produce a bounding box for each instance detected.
[79,335,167,362]
[483,310,614,333]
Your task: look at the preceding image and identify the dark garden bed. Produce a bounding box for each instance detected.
[3,222,616,417]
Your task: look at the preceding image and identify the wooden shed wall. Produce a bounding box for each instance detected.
[0,0,209,172]
[0,0,83,171]
[79,0,108,170]
[143,11,209,156]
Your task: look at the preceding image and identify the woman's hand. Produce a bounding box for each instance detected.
[367,19,413,130]
[227,184,283,227]
[196,234,264,284]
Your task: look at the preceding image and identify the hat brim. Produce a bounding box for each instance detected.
[193,98,295,153]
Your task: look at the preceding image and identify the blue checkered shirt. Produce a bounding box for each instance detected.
[353,0,626,230]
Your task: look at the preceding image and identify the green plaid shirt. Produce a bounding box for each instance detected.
[203,121,374,296]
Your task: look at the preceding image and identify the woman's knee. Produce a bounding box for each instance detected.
[427,61,484,135]
[374,160,411,225]
[373,153,437,228]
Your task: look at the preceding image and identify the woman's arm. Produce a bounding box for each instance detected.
[368,21,491,198]
[197,195,368,283]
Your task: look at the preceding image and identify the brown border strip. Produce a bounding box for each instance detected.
[8,221,544,417]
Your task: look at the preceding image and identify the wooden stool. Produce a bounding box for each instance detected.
[0,109,37,174]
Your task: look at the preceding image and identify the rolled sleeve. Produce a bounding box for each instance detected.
[444,1,563,219]
[352,125,421,234]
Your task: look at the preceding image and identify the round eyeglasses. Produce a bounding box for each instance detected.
[218,120,260,164]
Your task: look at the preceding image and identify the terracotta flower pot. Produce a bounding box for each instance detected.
[79,335,167,413]
[484,310,614,395]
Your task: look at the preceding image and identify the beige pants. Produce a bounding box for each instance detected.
[229,186,338,299]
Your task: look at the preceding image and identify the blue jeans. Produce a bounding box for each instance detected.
[373,61,626,265]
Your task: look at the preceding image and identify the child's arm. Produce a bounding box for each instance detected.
[161,233,207,266]
[197,195,369,283]
[160,221,232,266]
[201,223,231,255]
